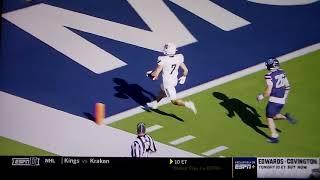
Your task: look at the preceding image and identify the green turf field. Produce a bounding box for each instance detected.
[110,50,320,157]
[0,136,55,156]
[1,50,319,156]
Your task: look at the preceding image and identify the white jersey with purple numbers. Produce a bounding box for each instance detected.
[265,69,290,104]
[157,54,184,87]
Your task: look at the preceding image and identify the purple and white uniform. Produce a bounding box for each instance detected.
[265,69,290,118]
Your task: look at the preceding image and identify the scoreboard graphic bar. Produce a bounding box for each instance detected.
[1,156,319,178]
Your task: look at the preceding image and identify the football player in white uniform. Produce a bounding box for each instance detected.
[146,43,197,114]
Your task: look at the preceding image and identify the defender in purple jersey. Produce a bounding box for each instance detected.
[257,58,296,143]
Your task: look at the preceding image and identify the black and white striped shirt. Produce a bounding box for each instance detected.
[131,134,156,157]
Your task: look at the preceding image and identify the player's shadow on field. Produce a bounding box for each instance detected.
[213,92,281,139]
[113,78,184,122]
[113,78,156,106]
[148,108,184,122]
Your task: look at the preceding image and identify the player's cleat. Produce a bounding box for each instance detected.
[185,101,197,114]
[285,113,296,124]
[267,137,279,143]
[146,102,158,110]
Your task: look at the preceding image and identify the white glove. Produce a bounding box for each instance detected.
[257,94,264,101]
[178,76,186,84]
[146,71,153,77]
[146,70,157,80]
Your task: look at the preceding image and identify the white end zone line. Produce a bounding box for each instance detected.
[104,43,320,125]
[0,91,199,157]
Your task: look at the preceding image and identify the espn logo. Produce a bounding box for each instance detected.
[234,159,256,170]
[12,157,40,166]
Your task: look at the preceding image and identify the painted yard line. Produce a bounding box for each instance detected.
[104,43,320,125]
[146,124,163,133]
[169,135,195,145]
[0,91,200,157]
[202,146,229,156]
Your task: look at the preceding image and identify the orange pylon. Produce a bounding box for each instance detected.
[95,103,105,125]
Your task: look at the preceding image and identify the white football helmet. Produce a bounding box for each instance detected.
[163,43,177,56]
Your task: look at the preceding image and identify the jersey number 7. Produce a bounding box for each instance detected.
[171,64,177,74]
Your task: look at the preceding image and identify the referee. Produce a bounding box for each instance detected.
[131,122,156,157]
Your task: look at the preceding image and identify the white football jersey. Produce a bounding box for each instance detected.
[157,54,184,87]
